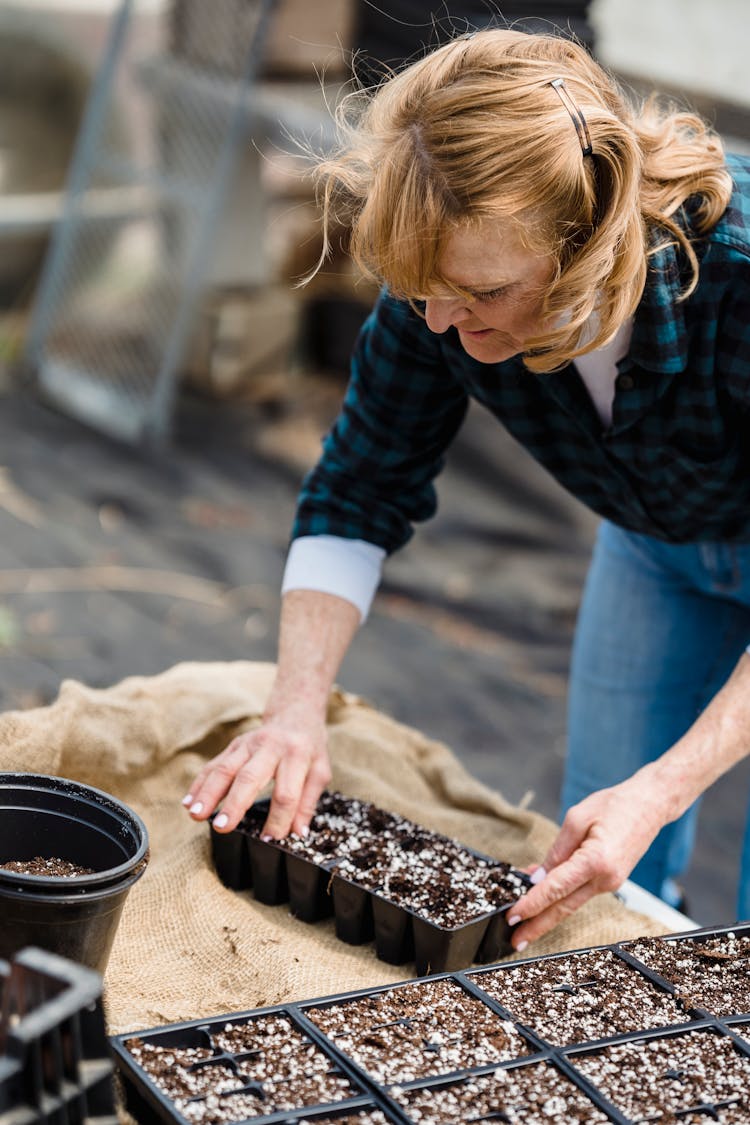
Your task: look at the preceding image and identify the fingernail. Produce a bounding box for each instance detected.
[261,834,273,843]
[515,940,529,953]
[189,801,203,815]
[530,866,547,885]
[213,813,228,829]
[507,914,521,927]
[182,794,193,806]
[301,825,310,837]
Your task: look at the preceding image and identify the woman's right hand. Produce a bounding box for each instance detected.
[184,711,332,838]
[182,587,362,839]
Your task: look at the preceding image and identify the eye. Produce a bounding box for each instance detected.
[473,286,509,302]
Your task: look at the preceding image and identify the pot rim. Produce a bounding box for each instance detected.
[0,771,149,891]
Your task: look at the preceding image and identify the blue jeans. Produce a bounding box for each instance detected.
[562,520,750,917]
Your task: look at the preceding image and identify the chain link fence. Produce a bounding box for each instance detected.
[24,0,277,444]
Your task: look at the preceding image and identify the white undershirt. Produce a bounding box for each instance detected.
[282,317,635,621]
[572,316,633,428]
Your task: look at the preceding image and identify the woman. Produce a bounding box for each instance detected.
[185,29,750,951]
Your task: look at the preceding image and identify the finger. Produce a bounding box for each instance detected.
[510,879,600,951]
[290,756,332,836]
[508,847,598,926]
[185,739,254,820]
[262,747,314,840]
[182,739,240,807]
[212,742,283,832]
[541,806,592,871]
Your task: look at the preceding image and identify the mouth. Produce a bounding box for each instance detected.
[458,326,495,339]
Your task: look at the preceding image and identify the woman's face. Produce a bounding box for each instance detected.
[423,219,555,364]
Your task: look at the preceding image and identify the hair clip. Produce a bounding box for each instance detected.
[549,77,593,157]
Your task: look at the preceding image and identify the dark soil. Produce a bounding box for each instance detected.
[626,931,750,1017]
[243,790,527,927]
[178,1080,357,1125]
[125,1015,358,1122]
[0,856,96,876]
[125,1040,216,1098]
[572,1027,750,1122]
[469,948,690,1046]
[212,1016,336,1084]
[391,1059,610,1123]
[304,977,532,1084]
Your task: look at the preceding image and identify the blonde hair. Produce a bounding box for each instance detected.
[313,29,732,372]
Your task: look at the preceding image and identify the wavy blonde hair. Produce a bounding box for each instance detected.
[312,28,732,372]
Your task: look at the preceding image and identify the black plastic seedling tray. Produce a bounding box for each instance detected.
[562,1020,750,1124]
[210,794,530,975]
[113,922,750,1125]
[111,1000,402,1125]
[1,945,116,1125]
[618,920,750,1021]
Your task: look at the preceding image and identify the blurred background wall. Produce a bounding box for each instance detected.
[593,0,750,108]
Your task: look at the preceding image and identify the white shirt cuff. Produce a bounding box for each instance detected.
[281,535,386,623]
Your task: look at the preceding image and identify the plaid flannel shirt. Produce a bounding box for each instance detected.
[293,153,750,553]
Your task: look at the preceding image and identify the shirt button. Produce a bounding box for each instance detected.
[618,374,634,390]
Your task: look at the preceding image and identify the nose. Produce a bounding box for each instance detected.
[424,296,472,335]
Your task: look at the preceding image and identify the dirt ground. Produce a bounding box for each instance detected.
[0,358,747,928]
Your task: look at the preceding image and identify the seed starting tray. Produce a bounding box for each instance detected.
[210,794,531,976]
[1,946,116,1125]
[113,922,750,1125]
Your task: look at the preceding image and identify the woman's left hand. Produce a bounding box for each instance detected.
[505,774,668,951]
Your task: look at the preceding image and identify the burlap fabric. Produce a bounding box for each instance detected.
[0,661,668,1035]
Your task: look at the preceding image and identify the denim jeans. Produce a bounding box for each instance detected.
[562,520,750,916]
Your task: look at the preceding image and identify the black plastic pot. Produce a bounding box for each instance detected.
[0,772,149,973]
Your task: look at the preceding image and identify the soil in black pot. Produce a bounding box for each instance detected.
[391,1059,610,1123]
[626,931,750,1017]
[469,948,689,1045]
[0,856,96,876]
[572,1027,750,1122]
[304,977,531,1084]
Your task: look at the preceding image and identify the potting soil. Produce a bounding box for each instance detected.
[0,856,96,876]
[0,660,668,1035]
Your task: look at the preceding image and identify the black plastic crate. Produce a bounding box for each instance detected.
[210,793,530,975]
[113,924,750,1125]
[0,946,116,1125]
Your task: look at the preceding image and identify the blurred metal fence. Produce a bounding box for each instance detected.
[24,0,276,445]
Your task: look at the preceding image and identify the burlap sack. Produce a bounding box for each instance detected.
[0,661,667,1035]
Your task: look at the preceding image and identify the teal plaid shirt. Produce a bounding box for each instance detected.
[294,153,750,551]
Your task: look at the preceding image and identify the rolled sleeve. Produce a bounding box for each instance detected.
[281,535,385,622]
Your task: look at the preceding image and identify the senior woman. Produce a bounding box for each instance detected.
[186,28,750,950]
